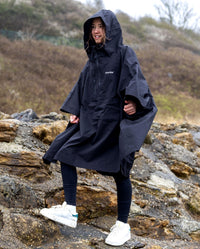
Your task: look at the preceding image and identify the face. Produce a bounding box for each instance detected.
[91,18,105,44]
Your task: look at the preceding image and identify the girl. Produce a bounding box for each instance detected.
[40,10,157,246]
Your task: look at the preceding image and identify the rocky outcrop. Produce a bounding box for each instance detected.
[32,120,68,144]
[0,111,200,248]
[0,119,19,142]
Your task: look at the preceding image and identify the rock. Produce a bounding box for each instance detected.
[172,132,196,151]
[0,142,26,153]
[134,199,148,208]
[196,150,200,158]
[0,115,200,248]
[0,151,51,183]
[154,132,200,169]
[187,189,200,215]
[0,210,3,231]
[190,230,200,241]
[39,112,68,121]
[76,186,117,221]
[11,109,38,121]
[168,197,181,206]
[147,173,177,195]
[129,216,177,239]
[147,246,162,249]
[88,215,116,232]
[159,123,177,131]
[10,212,60,246]
[144,133,153,145]
[0,120,19,142]
[0,175,42,208]
[0,112,11,120]
[179,219,200,234]
[179,191,189,201]
[131,156,155,181]
[13,122,48,152]
[193,132,200,146]
[60,223,108,249]
[170,161,193,178]
[44,185,117,222]
[130,202,143,215]
[32,120,68,144]
[0,151,44,167]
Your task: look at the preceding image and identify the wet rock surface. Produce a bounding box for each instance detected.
[0,111,200,248]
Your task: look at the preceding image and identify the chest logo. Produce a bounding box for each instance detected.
[105,71,114,74]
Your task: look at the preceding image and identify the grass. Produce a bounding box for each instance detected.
[0,36,87,114]
[0,34,200,125]
[154,93,200,124]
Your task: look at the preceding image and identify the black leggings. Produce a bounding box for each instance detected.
[61,162,132,223]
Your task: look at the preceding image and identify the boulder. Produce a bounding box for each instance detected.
[0,120,19,142]
[0,112,11,120]
[32,120,68,144]
[11,109,38,122]
[10,212,60,247]
[0,175,43,208]
[0,151,51,183]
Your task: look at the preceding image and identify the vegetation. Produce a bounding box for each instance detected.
[0,36,87,114]
[0,0,200,124]
[0,0,88,41]
[155,0,199,30]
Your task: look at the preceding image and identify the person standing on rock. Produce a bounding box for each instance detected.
[40,9,157,247]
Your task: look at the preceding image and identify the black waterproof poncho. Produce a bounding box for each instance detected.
[43,10,157,176]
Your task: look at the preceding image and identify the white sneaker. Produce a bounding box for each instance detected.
[105,220,131,246]
[40,202,78,228]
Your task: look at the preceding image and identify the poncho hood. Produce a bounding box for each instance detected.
[83,9,123,56]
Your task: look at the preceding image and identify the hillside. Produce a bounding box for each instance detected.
[0,0,200,123]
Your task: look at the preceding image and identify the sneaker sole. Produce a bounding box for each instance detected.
[105,234,131,246]
[40,210,77,228]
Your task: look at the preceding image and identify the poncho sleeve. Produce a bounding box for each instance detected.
[119,46,157,158]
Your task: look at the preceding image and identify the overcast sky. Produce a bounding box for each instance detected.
[77,0,200,21]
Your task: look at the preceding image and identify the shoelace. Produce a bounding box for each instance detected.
[50,205,62,209]
[109,224,121,234]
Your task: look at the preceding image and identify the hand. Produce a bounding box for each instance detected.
[69,114,80,124]
[123,100,136,115]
